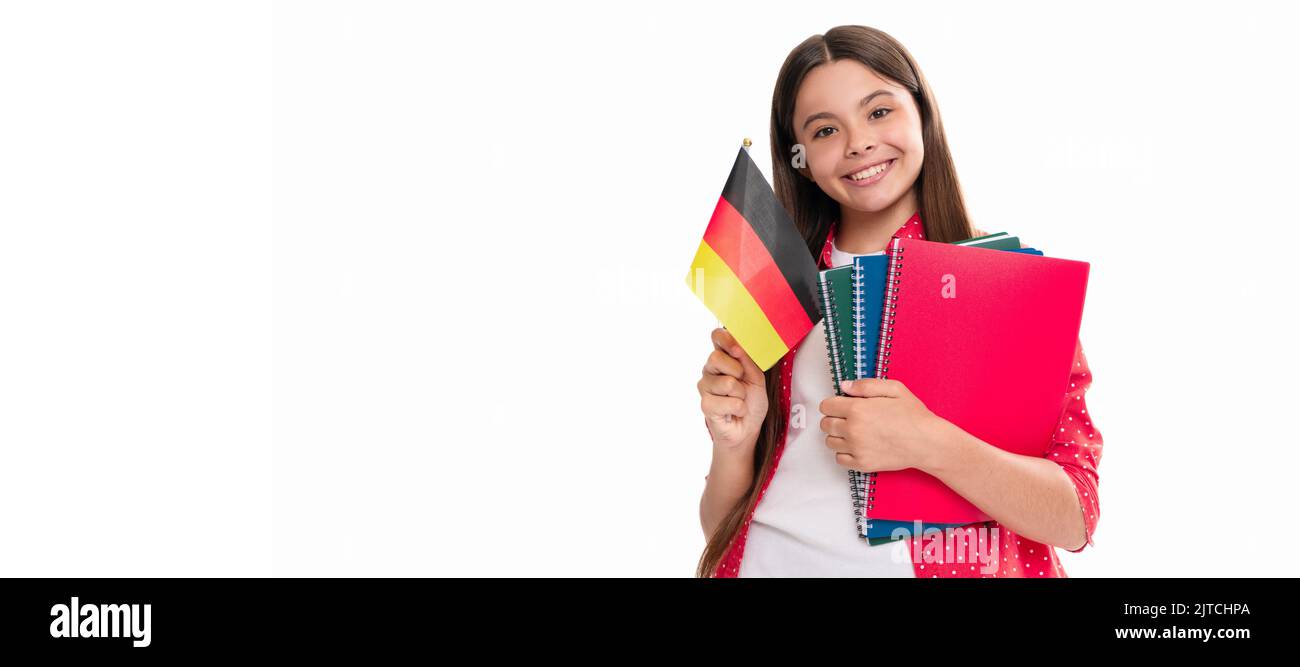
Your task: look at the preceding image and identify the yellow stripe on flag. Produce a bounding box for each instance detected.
[686,240,789,370]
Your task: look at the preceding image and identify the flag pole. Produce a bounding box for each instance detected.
[742,137,752,150]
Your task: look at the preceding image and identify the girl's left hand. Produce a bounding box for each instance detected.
[818,378,947,474]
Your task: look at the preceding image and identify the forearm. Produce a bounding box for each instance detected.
[919,418,1087,550]
[700,446,755,539]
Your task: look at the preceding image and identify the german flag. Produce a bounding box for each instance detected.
[686,146,820,370]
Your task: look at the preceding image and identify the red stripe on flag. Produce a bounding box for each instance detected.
[703,196,815,347]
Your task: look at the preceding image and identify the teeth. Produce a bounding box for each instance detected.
[849,160,891,181]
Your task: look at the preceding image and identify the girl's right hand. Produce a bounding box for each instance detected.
[697,328,768,454]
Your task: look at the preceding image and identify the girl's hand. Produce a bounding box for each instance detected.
[818,378,947,473]
[697,328,768,454]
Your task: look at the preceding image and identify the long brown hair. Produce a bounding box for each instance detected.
[696,25,975,578]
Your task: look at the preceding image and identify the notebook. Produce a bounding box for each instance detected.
[815,265,872,531]
[851,253,968,543]
[828,236,1051,542]
[816,266,858,386]
[958,234,1023,251]
[859,238,1090,525]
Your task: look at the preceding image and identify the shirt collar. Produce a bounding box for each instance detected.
[817,211,925,269]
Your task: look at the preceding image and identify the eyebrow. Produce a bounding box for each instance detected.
[801,90,896,131]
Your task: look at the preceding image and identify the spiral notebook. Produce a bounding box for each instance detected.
[851,239,1043,542]
[821,237,1050,543]
[857,237,1089,525]
[815,265,872,531]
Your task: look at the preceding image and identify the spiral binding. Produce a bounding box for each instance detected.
[860,238,907,535]
[819,272,869,536]
[849,260,870,537]
[875,239,905,386]
[851,261,867,387]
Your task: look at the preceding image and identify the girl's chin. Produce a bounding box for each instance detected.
[838,189,897,212]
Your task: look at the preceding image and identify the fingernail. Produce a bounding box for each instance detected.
[839,380,851,391]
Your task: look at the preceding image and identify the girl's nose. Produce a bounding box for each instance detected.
[844,125,877,157]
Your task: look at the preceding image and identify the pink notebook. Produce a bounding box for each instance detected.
[867,238,1090,524]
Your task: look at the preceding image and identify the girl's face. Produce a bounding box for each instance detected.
[792,59,924,215]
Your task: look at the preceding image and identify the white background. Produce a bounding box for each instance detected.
[1,1,1297,577]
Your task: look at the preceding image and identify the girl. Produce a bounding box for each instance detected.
[696,25,1102,578]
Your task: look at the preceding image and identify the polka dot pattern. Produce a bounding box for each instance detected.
[709,213,1103,578]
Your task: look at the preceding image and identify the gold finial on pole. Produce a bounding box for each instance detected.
[742,137,752,148]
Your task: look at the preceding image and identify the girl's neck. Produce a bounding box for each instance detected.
[834,189,920,254]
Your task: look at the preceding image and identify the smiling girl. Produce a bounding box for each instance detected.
[696,25,1102,577]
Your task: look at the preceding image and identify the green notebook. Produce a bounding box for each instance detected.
[816,265,871,534]
[816,265,858,388]
[957,234,1022,251]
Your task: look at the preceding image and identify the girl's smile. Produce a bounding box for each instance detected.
[841,157,898,187]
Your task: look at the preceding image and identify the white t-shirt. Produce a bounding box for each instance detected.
[737,241,916,577]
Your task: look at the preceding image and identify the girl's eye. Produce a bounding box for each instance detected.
[814,126,837,139]
[870,107,892,120]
